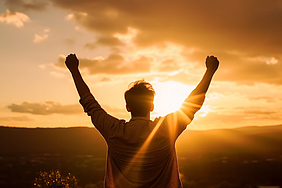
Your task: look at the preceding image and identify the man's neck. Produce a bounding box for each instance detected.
[131,113,150,120]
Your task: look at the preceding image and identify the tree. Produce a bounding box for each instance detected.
[34,170,78,188]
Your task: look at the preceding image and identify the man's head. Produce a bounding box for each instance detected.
[124,80,155,117]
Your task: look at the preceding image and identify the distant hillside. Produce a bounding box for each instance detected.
[0,126,107,156]
[177,124,282,157]
[1,125,282,158]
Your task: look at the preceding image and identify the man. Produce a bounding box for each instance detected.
[65,54,219,188]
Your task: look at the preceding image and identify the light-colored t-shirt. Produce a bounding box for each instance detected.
[80,92,204,188]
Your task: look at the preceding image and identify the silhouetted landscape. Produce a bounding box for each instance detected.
[1,125,282,188]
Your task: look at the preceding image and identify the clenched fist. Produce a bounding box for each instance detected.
[65,54,79,72]
[205,56,219,74]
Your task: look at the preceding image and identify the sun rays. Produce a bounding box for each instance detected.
[152,81,195,117]
[117,92,207,182]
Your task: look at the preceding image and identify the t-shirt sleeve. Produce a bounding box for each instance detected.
[163,93,206,139]
[180,93,206,122]
[79,92,119,140]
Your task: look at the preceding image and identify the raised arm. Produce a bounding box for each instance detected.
[169,56,219,136]
[65,54,118,137]
[179,55,219,121]
[65,54,91,99]
[189,55,219,97]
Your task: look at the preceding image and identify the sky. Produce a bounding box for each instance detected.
[0,0,282,130]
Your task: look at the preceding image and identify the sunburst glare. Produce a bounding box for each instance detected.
[152,81,194,117]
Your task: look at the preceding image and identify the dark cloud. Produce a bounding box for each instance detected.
[5,0,49,11]
[96,36,124,46]
[85,36,124,49]
[50,0,282,85]
[218,56,282,85]
[8,101,82,115]
[51,0,282,55]
[55,53,152,75]
[7,0,282,58]
[184,50,282,85]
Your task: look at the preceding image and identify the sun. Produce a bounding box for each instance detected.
[151,81,194,117]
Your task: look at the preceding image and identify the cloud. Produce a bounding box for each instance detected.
[100,77,111,82]
[85,36,123,49]
[159,71,201,85]
[6,101,130,120]
[50,0,282,85]
[4,0,49,11]
[158,59,180,72]
[51,0,282,53]
[235,107,281,120]
[63,37,76,46]
[0,9,30,28]
[248,96,277,103]
[218,55,282,85]
[55,53,152,75]
[102,104,129,119]
[8,101,83,115]
[191,106,282,130]
[84,42,97,49]
[33,33,48,43]
[33,29,50,43]
[185,50,282,85]
[0,116,33,122]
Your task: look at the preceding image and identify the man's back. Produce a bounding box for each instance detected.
[106,116,182,188]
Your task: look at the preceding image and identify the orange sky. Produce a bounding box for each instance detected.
[0,0,282,130]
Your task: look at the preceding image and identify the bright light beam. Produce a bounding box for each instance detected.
[116,93,206,183]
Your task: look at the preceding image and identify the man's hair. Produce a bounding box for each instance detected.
[124,80,156,117]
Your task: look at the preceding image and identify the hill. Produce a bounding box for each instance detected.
[0,126,107,156]
[1,125,282,187]
[1,125,282,158]
[177,124,282,158]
